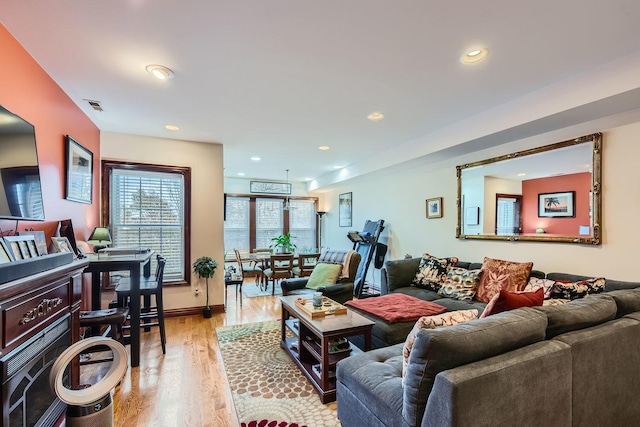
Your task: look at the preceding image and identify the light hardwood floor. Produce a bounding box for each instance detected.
[111,288,280,427]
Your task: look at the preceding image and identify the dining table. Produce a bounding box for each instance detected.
[84,249,154,367]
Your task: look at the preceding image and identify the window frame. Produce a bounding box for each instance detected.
[101,160,192,286]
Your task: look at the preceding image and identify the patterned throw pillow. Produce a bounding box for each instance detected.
[402,309,478,381]
[437,268,482,301]
[550,277,605,300]
[476,257,534,303]
[523,277,556,299]
[543,298,570,306]
[411,254,459,292]
[480,288,544,318]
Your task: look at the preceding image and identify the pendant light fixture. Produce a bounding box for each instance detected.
[283,169,294,211]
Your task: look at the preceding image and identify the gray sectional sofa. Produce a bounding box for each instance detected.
[337,257,640,427]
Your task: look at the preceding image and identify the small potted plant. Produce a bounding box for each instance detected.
[270,232,297,253]
[193,256,218,318]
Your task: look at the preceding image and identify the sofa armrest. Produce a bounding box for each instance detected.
[280,278,309,294]
[317,281,354,295]
[382,258,421,294]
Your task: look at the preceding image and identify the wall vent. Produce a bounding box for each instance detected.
[84,99,103,112]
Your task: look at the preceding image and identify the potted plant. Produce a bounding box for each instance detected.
[270,232,297,253]
[192,256,218,318]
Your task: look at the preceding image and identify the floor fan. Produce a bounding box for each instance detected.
[50,337,128,427]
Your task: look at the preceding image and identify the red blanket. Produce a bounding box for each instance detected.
[345,293,447,323]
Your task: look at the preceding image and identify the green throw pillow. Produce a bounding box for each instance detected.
[306,263,343,289]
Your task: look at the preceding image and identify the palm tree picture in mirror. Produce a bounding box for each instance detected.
[270,232,296,254]
[193,256,218,318]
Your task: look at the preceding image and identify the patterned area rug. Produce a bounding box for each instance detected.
[216,321,340,427]
[241,282,283,297]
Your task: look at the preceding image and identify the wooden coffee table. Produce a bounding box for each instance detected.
[279,295,374,403]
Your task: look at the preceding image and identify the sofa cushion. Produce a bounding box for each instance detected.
[550,277,605,300]
[318,250,357,279]
[534,294,617,338]
[411,254,458,292]
[304,262,342,289]
[523,277,556,299]
[606,288,640,318]
[476,257,533,302]
[402,309,478,379]
[436,268,481,301]
[402,307,547,426]
[480,288,544,318]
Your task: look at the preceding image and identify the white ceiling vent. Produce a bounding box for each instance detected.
[84,99,103,112]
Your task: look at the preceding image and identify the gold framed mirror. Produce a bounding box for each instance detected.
[456,133,602,245]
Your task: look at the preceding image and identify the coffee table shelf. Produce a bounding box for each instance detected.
[279,295,374,403]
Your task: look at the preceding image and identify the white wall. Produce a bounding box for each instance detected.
[313,120,640,283]
[101,132,224,310]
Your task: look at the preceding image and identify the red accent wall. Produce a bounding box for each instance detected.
[0,24,99,242]
[522,172,591,235]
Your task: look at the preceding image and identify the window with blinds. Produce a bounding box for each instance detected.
[224,196,250,254]
[256,198,283,249]
[288,199,316,251]
[107,163,190,283]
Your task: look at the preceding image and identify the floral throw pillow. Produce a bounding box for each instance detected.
[402,309,478,381]
[437,268,482,301]
[411,254,459,292]
[550,277,605,300]
[523,277,556,299]
[476,257,534,303]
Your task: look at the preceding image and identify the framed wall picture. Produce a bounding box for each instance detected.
[65,135,93,204]
[0,239,15,264]
[426,197,443,219]
[538,191,575,218]
[339,192,352,227]
[250,181,292,194]
[465,206,480,225]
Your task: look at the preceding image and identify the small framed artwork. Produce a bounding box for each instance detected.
[339,192,352,227]
[538,191,575,218]
[65,135,93,204]
[4,236,37,260]
[0,239,15,264]
[465,206,480,225]
[18,230,48,256]
[51,236,76,257]
[426,197,443,219]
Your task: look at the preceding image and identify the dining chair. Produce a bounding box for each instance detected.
[293,253,320,277]
[227,249,245,307]
[262,253,294,295]
[114,255,167,354]
[252,248,272,288]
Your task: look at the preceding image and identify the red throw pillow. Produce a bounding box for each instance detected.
[481,288,544,317]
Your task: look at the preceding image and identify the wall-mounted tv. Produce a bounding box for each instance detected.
[0,105,45,220]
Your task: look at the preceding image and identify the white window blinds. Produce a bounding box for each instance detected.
[289,199,316,252]
[224,196,250,254]
[110,169,185,281]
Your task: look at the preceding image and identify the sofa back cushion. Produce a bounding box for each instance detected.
[534,294,617,338]
[601,288,640,318]
[383,257,421,293]
[402,307,547,426]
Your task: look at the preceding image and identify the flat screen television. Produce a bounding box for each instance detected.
[0,105,45,220]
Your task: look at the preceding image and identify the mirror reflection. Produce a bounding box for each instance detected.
[456,133,601,245]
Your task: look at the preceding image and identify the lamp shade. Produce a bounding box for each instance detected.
[88,227,112,248]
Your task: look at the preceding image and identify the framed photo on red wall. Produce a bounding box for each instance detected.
[538,191,575,218]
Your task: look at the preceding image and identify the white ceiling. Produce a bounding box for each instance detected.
[3,1,640,188]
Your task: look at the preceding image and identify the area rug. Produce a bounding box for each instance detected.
[216,321,340,427]
[242,282,283,298]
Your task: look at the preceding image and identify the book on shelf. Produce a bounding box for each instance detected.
[312,363,336,379]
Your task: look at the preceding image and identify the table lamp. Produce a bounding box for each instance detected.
[88,227,112,251]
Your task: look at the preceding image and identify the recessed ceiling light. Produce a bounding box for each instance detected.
[517,173,526,177]
[333,165,343,170]
[237,172,245,176]
[318,145,330,151]
[304,177,312,181]
[250,156,261,161]
[367,112,385,122]
[145,64,175,80]
[165,125,179,131]
[460,47,489,64]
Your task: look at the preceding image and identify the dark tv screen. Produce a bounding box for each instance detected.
[0,105,45,220]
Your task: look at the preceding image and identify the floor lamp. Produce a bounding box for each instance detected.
[316,211,327,252]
